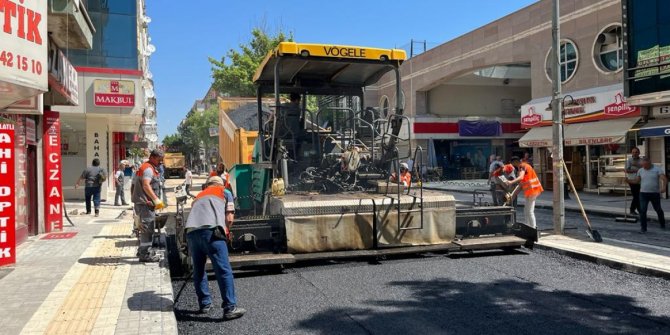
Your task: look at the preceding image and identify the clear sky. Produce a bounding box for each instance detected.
[149,0,538,140]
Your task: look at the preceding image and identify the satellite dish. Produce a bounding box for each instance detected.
[145,88,155,99]
[147,44,156,54]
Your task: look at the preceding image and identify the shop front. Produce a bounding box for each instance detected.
[413,117,524,179]
[519,84,641,192]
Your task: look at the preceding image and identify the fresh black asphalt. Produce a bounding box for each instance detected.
[171,213,670,335]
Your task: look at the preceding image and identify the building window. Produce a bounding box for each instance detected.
[593,24,623,72]
[545,39,579,83]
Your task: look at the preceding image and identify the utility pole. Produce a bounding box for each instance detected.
[551,0,565,234]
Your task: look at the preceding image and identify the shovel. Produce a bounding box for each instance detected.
[615,186,638,223]
[562,160,602,242]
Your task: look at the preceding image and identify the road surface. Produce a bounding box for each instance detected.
[171,226,670,334]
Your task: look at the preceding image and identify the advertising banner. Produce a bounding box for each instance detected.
[520,86,640,128]
[93,80,135,107]
[0,122,16,267]
[0,0,48,107]
[43,110,63,232]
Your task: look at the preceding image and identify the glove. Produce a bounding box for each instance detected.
[152,198,166,210]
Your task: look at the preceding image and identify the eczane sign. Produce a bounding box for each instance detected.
[0,0,48,108]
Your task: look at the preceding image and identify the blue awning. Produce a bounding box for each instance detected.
[639,119,670,137]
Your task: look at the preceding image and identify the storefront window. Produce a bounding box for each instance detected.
[545,40,579,83]
[624,0,670,97]
[594,25,623,72]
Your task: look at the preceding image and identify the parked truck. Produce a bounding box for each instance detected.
[163,152,185,178]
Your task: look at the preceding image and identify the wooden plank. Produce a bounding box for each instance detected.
[453,236,526,250]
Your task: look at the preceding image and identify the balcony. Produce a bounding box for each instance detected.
[48,0,95,49]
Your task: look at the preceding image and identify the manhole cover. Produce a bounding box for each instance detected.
[42,232,78,240]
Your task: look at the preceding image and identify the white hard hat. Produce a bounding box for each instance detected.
[400,162,409,170]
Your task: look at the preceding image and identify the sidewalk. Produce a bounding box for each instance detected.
[424,180,670,279]
[0,201,177,335]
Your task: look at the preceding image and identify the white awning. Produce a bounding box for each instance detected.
[519,126,553,147]
[519,117,639,147]
[564,117,638,145]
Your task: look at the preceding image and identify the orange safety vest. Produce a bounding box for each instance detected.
[193,185,233,234]
[391,171,412,187]
[519,162,543,197]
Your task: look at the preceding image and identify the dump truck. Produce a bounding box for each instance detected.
[163,152,185,178]
[166,42,537,275]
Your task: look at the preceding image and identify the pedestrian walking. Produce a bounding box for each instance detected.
[114,162,129,206]
[131,149,166,262]
[625,147,642,215]
[75,158,107,217]
[506,156,544,228]
[185,176,246,320]
[183,166,195,198]
[632,157,667,233]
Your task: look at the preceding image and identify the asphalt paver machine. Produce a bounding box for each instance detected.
[167,42,537,273]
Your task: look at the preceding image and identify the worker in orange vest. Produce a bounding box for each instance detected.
[130,149,166,262]
[210,163,232,190]
[390,162,412,187]
[506,156,544,229]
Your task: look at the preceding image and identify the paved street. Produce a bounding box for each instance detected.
[172,244,670,335]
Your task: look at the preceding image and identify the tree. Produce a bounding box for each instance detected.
[162,133,186,153]
[176,106,219,165]
[209,28,292,96]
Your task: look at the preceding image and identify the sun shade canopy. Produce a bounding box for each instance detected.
[253,42,406,94]
[519,117,639,147]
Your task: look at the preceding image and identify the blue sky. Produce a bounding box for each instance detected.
[149,0,537,140]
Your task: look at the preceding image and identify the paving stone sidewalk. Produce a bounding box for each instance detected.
[0,202,177,335]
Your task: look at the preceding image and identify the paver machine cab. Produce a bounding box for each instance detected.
[169,42,537,272]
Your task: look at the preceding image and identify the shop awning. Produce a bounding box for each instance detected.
[639,119,670,137]
[519,126,553,147]
[519,117,639,147]
[564,117,638,145]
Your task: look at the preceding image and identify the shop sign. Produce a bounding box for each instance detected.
[565,136,623,146]
[521,107,542,127]
[640,125,670,138]
[651,106,670,118]
[0,0,48,92]
[93,80,135,107]
[42,110,62,232]
[25,118,35,145]
[520,86,641,128]
[0,122,16,267]
[604,93,638,116]
[48,41,78,105]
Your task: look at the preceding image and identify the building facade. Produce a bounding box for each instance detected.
[1,0,95,259]
[624,0,670,184]
[55,0,158,201]
[374,0,635,191]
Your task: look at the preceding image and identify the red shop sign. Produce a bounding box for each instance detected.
[0,122,16,267]
[43,110,63,232]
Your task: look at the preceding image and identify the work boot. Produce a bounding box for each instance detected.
[95,209,99,217]
[223,307,246,321]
